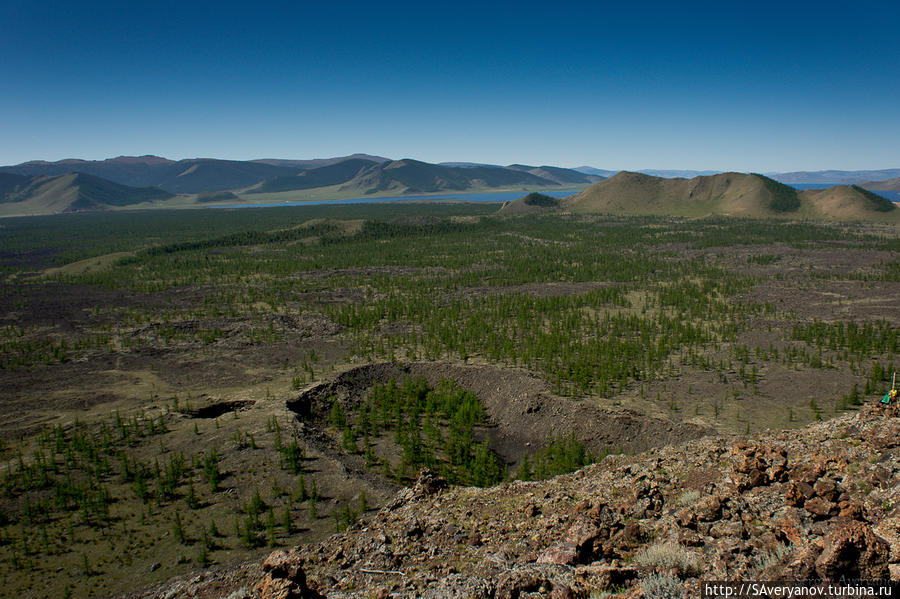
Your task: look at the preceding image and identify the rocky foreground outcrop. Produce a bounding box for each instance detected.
[130,403,900,598]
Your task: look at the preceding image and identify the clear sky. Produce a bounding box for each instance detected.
[2,0,898,172]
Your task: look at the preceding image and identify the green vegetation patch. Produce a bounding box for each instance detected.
[516,434,595,481]
[330,377,504,487]
[0,405,346,598]
[521,192,559,207]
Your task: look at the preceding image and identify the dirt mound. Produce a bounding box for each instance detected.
[287,362,711,465]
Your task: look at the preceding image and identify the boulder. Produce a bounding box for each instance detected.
[538,518,606,565]
[695,495,724,522]
[412,469,448,497]
[815,520,891,580]
[813,479,838,501]
[536,542,579,565]
[790,462,826,485]
[782,542,823,580]
[805,497,838,519]
[255,550,321,599]
[774,510,807,546]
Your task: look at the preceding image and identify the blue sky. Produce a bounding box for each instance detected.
[1,1,898,171]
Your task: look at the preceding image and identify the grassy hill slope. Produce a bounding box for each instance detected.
[0,173,174,215]
[798,185,898,220]
[566,172,899,221]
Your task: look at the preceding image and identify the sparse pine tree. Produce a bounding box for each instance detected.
[266,509,277,547]
[282,506,292,535]
[518,455,533,481]
[172,510,186,544]
[295,473,307,502]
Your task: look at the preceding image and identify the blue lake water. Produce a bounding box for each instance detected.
[214,189,578,209]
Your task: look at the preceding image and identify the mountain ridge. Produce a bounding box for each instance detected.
[560,172,899,221]
[863,177,900,192]
[0,155,597,198]
[0,156,297,194]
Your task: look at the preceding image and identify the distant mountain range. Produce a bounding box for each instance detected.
[575,167,724,179]
[766,169,900,184]
[0,155,604,213]
[251,154,390,169]
[863,177,900,192]
[249,158,604,196]
[1,154,898,217]
[0,156,294,194]
[501,172,898,222]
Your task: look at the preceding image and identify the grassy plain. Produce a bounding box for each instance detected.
[1,204,899,597]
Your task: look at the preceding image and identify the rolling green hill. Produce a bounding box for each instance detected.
[0,173,174,215]
[798,185,898,220]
